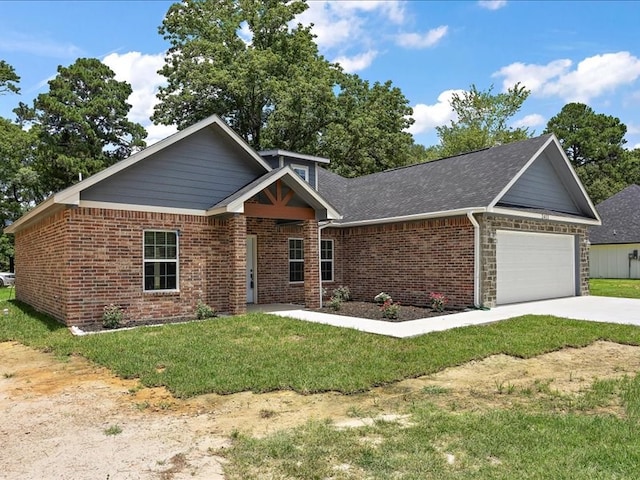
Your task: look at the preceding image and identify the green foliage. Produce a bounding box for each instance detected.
[195,300,216,319]
[436,83,531,157]
[103,425,122,436]
[379,299,399,319]
[326,297,342,311]
[23,58,147,196]
[428,292,448,312]
[374,292,392,304]
[545,102,631,203]
[590,278,640,299]
[102,304,124,329]
[6,294,640,398]
[153,0,416,177]
[331,285,351,302]
[0,60,20,96]
[318,76,415,177]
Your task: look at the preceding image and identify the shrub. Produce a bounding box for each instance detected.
[374,292,392,304]
[327,297,342,311]
[196,300,216,319]
[332,286,351,302]
[428,292,448,312]
[380,299,400,320]
[102,304,124,329]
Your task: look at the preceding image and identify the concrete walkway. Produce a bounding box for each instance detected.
[266,296,640,338]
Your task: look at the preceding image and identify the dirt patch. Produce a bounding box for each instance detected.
[314,301,465,321]
[2,340,639,479]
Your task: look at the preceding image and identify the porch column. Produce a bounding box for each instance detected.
[303,219,320,308]
[228,213,247,315]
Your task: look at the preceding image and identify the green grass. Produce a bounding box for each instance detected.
[223,391,640,479]
[590,278,640,299]
[3,297,640,398]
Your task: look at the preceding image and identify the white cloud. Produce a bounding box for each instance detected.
[145,123,178,147]
[512,113,545,129]
[628,123,640,135]
[103,51,166,126]
[478,0,507,10]
[633,143,640,150]
[396,26,448,49]
[493,59,572,93]
[494,52,640,103]
[409,89,465,135]
[334,50,378,73]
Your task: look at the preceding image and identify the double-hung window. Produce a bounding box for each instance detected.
[320,239,334,282]
[289,238,304,282]
[291,164,309,182]
[144,230,178,291]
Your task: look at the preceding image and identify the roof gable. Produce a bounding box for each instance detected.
[319,134,598,225]
[589,184,640,244]
[81,124,267,210]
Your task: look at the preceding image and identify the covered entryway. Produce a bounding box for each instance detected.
[496,230,576,305]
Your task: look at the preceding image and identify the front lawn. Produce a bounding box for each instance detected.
[590,278,640,299]
[2,298,640,398]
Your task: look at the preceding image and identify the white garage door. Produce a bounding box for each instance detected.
[496,230,576,305]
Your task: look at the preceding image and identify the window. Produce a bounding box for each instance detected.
[289,238,304,282]
[321,239,334,282]
[291,164,309,182]
[144,230,178,291]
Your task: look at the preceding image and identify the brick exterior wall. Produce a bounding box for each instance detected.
[15,209,70,323]
[478,214,589,307]
[333,216,475,307]
[17,207,233,327]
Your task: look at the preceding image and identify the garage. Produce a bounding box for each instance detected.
[496,230,576,305]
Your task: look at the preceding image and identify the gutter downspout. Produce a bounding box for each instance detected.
[318,220,333,308]
[467,211,481,308]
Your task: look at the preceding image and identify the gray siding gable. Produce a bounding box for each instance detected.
[81,126,267,209]
[262,155,317,188]
[498,152,581,214]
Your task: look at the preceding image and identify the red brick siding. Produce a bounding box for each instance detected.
[18,207,234,327]
[14,209,70,323]
[336,217,475,307]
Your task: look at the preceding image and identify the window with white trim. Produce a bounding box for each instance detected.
[291,164,309,182]
[289,238,304,282]
[321,239,333,282]
[144,230,178,291]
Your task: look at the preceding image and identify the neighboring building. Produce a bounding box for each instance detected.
[5,115,600,327]
[589,184,640,279]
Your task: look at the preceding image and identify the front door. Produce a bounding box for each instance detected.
[246,235,257,304]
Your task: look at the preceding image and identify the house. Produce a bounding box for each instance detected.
[5,115,600,327]
[589,184,640,279]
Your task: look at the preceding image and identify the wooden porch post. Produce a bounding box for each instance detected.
[228,213,247,315]
[303,219,320,308]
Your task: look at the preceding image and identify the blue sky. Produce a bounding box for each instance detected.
[1,0,640,149]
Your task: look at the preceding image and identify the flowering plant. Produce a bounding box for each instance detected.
[374,292,392,304]
[428,292,448,312]
[380,299,400,319]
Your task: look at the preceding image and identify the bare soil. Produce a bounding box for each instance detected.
[315,301,464,321]
[2,340,640,479]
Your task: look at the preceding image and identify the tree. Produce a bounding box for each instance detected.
[25,58,147,195]
[317,76,415,177]
[544,102,627,168]
[153,0,417,176]
[544,103,629,203]
[0,60,20,96]
[436,83,531,157]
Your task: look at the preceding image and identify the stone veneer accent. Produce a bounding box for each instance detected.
[478,214,589,307]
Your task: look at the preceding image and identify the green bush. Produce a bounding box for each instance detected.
[102,304,124,329]
[196,300,216,319]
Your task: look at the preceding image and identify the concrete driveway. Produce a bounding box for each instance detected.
[270,296,640,338]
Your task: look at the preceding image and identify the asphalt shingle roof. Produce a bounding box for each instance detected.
[318,134,554,223]
[589,184,640,244]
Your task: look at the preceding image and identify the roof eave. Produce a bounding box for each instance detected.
[330,208,487,227]
[488,206,602,226]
